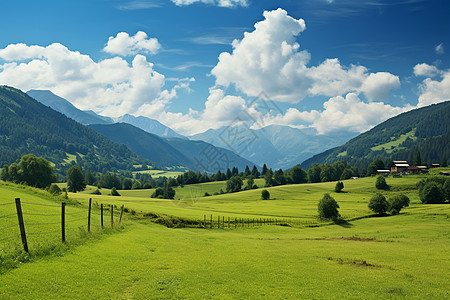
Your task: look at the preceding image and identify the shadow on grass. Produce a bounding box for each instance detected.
[334,218,353,228]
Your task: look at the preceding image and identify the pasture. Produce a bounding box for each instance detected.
[0,175,449,299]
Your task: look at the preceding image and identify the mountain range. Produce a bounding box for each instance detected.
[302,100,450,170]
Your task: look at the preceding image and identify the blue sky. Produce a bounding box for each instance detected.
[0,0,448,135]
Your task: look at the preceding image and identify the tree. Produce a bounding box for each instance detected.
[290,165,307,184]
[66,165,86,193]
[274,169,286,186]
[246,175,255,190]
[320,164,335,182]
[413,151,423,166]
[264,169,274,187]
[226,176,243,193]
[308,164,322,183]
[16,154,56,189]
[261,189,270,200]
[132,180,142,190]
[388,194,410,215]
[111,187,120,196]
[226,168,232,180]
[244,165,251,176]
[122,178,133,190]
[367,158,385,176]
[1,165,10,181]
[48,184,62,196]
[85,171,96,186]
[251,165,260,178]
[368,193,389,215]
[318,193,340,220]
[442,156,448,167]
[419,182,445,204]
[335,181,344,193]
[261,164,268,176]
[375,175,389,190]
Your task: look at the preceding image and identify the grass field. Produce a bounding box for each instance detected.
[132,169,185,178]
[0,175,449,299]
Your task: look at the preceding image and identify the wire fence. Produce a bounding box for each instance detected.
[0,198,125,253]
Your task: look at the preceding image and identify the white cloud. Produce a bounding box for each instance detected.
[0,42,183,118]
[360,72,400,101]
[417,69,450,107]
[211,8,400,103]
[103,31,161,56]
[435,43,444,55]
[414,63,441,77]
[171,0,248,7]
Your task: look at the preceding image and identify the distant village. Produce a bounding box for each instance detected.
[377,161,449,176]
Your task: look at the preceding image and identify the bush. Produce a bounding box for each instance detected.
[388,194,410,214]
[419,182,445,204]
[204,192,211,197]
[48,184,62,196]
[335,181,344,193]
[111,187,120,196]
[318,193,340,220]
[91,189,102,195]
[261,189,270,200]
[375,176,388,190]
[368,193,389,215]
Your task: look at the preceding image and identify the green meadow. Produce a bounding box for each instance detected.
[0,175,449,299]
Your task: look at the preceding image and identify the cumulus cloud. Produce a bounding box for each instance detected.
[417,69,450,107]
[435,43,444,55]
[103,31,161,56]
[211,8,400,103]
[0,42,186,117]
[414,63,441,77]
[171,0,248,7]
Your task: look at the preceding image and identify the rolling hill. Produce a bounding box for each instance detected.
[0,86,151,176]
[301,101,450,170]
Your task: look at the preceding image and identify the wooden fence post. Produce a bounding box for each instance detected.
[119,205,124,224]
[210,214,213,229]
[101,203,104,228]
[15,198,28,253]
[87,198,92,233]
[111,205,114,228]
[61,202,66,243]
[218,215,220,229]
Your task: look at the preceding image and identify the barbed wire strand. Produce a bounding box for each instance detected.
[0,202,15,206]
[0,224,18,231]
[23,212,60,216]
[66,217,87,223]
[65,210,86,216]
[27,230,60,235]
[0,213,16,219]
[0,234,20,242]
[21,201,60,208]
[25,221,60,226]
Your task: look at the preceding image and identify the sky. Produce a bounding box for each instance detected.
[0,0,448,136]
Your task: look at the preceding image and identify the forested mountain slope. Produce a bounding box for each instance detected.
[0,86,151,175]
[301,101,450,169]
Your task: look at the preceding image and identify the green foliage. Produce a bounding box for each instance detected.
[335,181,344,193]
[367,158,385,176]
[273,169,286,186]
[368,193,389,215]
[388,194,410,215]
[419,182,445,204]
[289,165,307,184]
[98,173,121,189]
[375,175,389,190]
[2,154,56,189]
[66,165,86,193]
[226,176,243,193]
[261,189,270,200]
[246,175,255,190]
[91,189,102,195]
[122,178,133,190]
[308,161,357,183]
[0,86,150,177]
[151,182,175,199]
[131,180,142,190]
[318,193,340,220]
[264,169,274,187]
[111,187,120,196]
[48,183,62,195]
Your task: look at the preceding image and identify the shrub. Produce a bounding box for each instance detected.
[318,193,340,220]
[388,194,410,214]
[91,189,102,195]
[375,176,388,190]
[335,181,344,193]
[261,189,270,200]
[111,187,120,196]
[419,182,445,204]
[48,184,62,196]
[368,193,389,215]
[204,192,211,197]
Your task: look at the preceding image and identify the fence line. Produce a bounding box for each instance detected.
[0,202,15,206]
[21,201,60,208]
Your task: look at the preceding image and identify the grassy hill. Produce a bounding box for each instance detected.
[302,101,450,169]
[0,175,448,298]
[0,86,151,176]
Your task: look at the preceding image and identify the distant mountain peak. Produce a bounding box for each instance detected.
[116,114,186,139]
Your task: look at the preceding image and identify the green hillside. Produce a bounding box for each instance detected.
[302,101,450,169]
[0,86,151,176]
[0,176,448,298]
